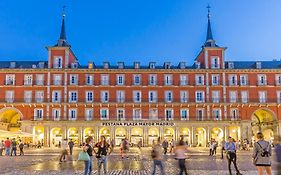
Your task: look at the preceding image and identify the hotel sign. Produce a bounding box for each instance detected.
[101,122,175,127]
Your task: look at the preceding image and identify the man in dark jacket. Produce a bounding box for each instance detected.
[162,139,168,155]
[275,136,281,175]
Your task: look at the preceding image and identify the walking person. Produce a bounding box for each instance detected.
[252,132,272,175]
[170,139,175,153]
[137,139,142,150]
[121,138,129,159]
[68,139,74,155]
[225,137,242,175]
[174,139,188,175]
[110,139,115,152]
[151,137,165,175]
[59,139,68,163]
[94,136,112,175]
[213,140,217,155]
[4,138,11,156]
[19,140,24,156]
[221,140,226,159]
[83,136,94,175]
[0,140,4,156]
[11,138,17,156]
[275,136,281,175]
[162,139,168,155]
[209,139,213,156]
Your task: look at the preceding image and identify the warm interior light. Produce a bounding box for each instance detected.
[71,130,75,135]
[103,130,107,134]
[37,129,41,133]
[88,131,91,135]
[198,131,202,134]
[55,130,59,135]
[214,130,219,134]
[167,130,171,134]
[183,130,187,134]
[232,129,236,133]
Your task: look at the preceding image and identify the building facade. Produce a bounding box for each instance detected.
[0,10,280,147]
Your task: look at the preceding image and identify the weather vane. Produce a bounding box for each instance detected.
[207,5,211,19]
[62,5,66,17]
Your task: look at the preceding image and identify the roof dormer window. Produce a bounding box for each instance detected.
[228,62,234,69]
[179,62,186,69]
[103,62,109,69]
[38,62,45,69]
[164,62,171,69]
[256,61,261,69]
[118,62,124,69]
[10,62,16,68]
[195,62,201,69]
[134,62,140,69]
[149,62,156,69]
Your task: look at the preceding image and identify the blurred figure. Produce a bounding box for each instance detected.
[83,136,94,175]
[110,139,115,152]
[225,137,242,175]
[59,139,68,163]
[4,138,11,156]
[174,139,188,175]
[252,132,272,175]
[0,140,4,156]
[95,136,112,175]
[68,139,74,155]
[275,136,281,175]
[151,137,165,175]
[162,139,168,155]
[137,139,142,150]
[170,139,175,153]
[19,139,24,156]
[11,138,17,156]
[221,139,226,159]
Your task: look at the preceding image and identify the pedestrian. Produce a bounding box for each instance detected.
[83,136,94,175]
[0,140,4,156]
[110,139,115,152]
[170,139,175,153]
[275,136,281,175]
[162,139,168,155]
[252,132,272,175]
[225,136,242,175]
[11,138,17,156]
[221,140,226,159]
[174,139,188,175]
[212,140,217,155]
[4,138,11,156]
[209,139,213,156]
[59,139,68,163]
[68,139,74,155]
[121,138,129,159]
[151,137,165,175]
[137,139,142,150]
[19,139,24,156]
[94,136,112,175]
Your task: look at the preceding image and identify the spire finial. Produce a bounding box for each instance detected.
[56,5,70,47]
[207,5,211,20]
[62,5,66,18]
[204,4,217,47]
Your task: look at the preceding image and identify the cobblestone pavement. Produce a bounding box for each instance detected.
[0,147,280,175]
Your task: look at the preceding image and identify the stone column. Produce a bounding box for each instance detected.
[62,126,67,140]
[95,127,99,143]
[207,127,210,142]
[44,126,50,147]
[224,126,229,141]
[192,127,196,146]
[143,127,148,146]
[175,127,179,141]
[79,127,83,145]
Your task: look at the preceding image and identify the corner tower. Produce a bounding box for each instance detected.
[47,7,78,69]
[195,5,226,69]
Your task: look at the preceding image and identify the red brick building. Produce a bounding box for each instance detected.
[0,10,280,147]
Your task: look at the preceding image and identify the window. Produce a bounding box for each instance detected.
[241,91,248,103]
[229,91,237,103]
[149,74,157,85]
[149,109,158,120]
[133,109,141,120]
[101,91,109,103]
[52,109,61,121]
[230,108,238,120]
[24,91,32,103]
[228,62,234,69]
[196,109,204,121]
[5,90,14,103]
[258,74,267,86]
[164,74,173,85]
[53,74,62,85]
[133,74,141,85]
[85,109,93,121]
[85,74,93,85]
[195,75,204,85]
[277,91,281,103]
[133,91,141,103]
[211,74,220,85]
[149,91,157,103]
[180,109,189,120]
[70,74,78,85]
[180,75,188,85]
[35,91,44,103]
[117,109,125,120]
[116,91,125,103]
[180,91,188,103]
[212,109,221,120]
[86,91,93,103]
[116,74,125,85]
[52,91,61,103]
[36,74,44,85]
[165,91,173,103]
[24,75,33,85]
[53,56,62,68]
[165,109,173,121]
[275,74,281,85]
[259,91,267,103]
[101,74,109,85]
[228,75,237,86]
[100,108,109,120]
[212,91,220,103]
[34,109,43,120]
[195,91,205,103]
[69,91,78,103]
[211,57,220,69]
[5,74,15,85]
[240,75,248,86]
[69,108,77,120]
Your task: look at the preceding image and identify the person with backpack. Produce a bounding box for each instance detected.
[94,136,112,175]
[151,137,165,175]
[225,136,242,175]
[19,139,24,156]
[10,138,17,156]
[252,132,272,175]
[162,139,168,155]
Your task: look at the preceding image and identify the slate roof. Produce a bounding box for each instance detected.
[225,61,281,69]
[0,61,48,69]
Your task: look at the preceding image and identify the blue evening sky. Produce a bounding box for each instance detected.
[0,1,281,66]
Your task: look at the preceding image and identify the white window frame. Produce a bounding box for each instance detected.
[69,91,78,103]
[259,91,267,103]
[211,74,220,85]
[195,74,204,86]
[85,74,93,85]
[5,74,15,85]
[133,74,141,85]
[69,74,78,85]
[53,74,62,85]
[53,56,62,68]
[133,108,142,120]
[149,108,158,120]
[52,108,61,121]
[24,91,32,103]
[180,109,189,121]
[101,74,109,85]
[36,74,44,85]
[85,108,93,121]
[165,109,174,121]
[180,91,188,103]
[133,91,141,103]
[165,91,173,103]
[148,91,157,103]
[116,74,125,85]
[230,108,239,121]
[117,108,125,121]
[101,91,109,103]
[195,91,205,103]
[149,74,157,85]
[229,91,238,103]
[211,56,220,69]
[34,108,44,120]
[241,91,248,103]
[35,91,44,103]
[258,74,267,86]
[24,74,33,86]
[196,109,204,121]
[240,74,248,86]
[100,108,109,120]
[275,74,281,85]
[5,90,14,103]
[68,108,77,121]
[52,91,61,103]
[164,74,173,86]
[212,91,220,103]
[180,74,188,86]
[228,74,237,86]
[86,91,94,103]
[212,108,221,120]
[116,90,125,103]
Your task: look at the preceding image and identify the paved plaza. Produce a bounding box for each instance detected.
[0,147,280,175]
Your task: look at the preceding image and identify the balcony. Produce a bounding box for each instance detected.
[5,80,15,86]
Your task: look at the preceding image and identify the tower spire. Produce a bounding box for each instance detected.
[55,6,70,47]
[204,5,217,47]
